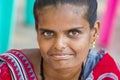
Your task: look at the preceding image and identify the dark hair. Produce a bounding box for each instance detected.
[33,0,97,30]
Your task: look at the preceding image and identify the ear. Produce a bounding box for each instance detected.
[90,20,100,43]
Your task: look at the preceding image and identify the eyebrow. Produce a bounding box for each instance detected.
[38,26,84,32]
[67,27,84,31]
[38,28,54,32]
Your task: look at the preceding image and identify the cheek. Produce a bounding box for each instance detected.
[37,36,54,58]
[69,35,90,60]
[71,40,89,55]
[71,34,90,50]
[37,36,50,56]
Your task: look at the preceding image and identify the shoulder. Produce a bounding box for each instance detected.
[87,49,120,70]
[84,49,106,69]
[90,53,120,79]
[21,48,41,68]
[21,48,41,62]
[83,49,106,78]
[0,60,12,80]
[21,48,42,76]
[1,49,41,65]
[85,49,120,79]
[0,49,41,79]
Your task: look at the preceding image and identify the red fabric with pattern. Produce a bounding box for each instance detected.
[0,62,12,80]
[92,53,120,80]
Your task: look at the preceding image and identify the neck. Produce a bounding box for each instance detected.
[43,62,83,80]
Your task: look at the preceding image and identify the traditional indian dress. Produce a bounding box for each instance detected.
[0,49,120,80]
[0,49,38,80]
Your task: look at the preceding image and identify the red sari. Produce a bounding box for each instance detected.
[0,49,38,80]
[86,53,120,80]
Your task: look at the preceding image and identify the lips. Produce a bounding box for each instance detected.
[49,53,73,60]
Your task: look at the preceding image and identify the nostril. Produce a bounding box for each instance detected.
[54,43,66,51]
[53,36,67,51]
[54,41,66,51]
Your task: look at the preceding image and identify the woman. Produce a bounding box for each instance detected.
[0,0,120,80]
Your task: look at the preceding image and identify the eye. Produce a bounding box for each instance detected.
[41,31,54,38]
[68,30,80,37]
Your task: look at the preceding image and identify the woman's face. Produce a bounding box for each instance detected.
[37,4,98,69]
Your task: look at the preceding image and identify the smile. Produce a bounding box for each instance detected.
[49,54,73,60]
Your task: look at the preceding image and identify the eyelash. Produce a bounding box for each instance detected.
[68,30,81,37]
[41,31,54,37]
[39,29,81,39]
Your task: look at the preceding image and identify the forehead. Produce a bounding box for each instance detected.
[38,3,88,18]
[37,4,89,30]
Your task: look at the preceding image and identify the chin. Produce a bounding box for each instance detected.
[49,60,77,70]
[53,65,73,70]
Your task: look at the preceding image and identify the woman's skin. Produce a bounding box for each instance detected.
[22,4,100,80]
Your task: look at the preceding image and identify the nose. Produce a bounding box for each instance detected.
[53,36,67,51]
